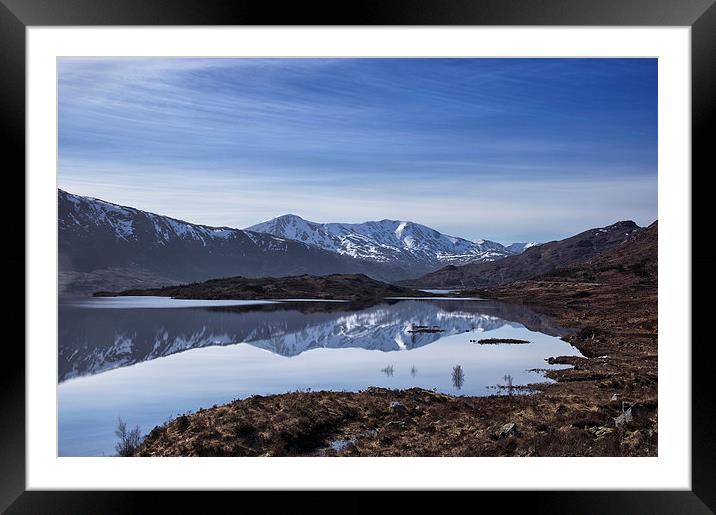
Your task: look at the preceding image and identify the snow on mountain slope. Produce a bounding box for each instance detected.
[60,189,242,247]
[246,214,514,268]
[506,242,540,254]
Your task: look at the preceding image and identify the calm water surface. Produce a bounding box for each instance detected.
[58,296,581,456]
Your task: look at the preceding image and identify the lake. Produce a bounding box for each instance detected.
[58,296,582,456]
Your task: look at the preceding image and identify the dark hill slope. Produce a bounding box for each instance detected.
[547,221,657,286]
[400,221,643,289]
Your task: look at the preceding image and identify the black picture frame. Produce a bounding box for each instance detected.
[2,0,713,512]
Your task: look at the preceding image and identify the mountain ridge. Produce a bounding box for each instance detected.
[246,213,516,271]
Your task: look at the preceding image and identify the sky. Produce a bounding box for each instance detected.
[58,58,657,244]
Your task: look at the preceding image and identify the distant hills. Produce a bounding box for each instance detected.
[400,221,645,289]
[58,190,530,293]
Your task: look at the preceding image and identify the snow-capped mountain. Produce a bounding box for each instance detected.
[246,214,515,270]
[59,190,407,292]
[506,242,540,254]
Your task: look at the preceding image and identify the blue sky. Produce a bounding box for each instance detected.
[58,58,657,244]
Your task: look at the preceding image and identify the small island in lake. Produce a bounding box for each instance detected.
[477,338,531,344]
[93,273,438,302]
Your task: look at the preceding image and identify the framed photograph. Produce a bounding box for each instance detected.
[3,0,713,511]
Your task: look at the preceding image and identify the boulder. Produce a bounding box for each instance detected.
[389,401,408,415]
[614,403,647,428]
[497,422,519,439]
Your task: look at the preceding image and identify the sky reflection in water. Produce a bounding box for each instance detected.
[58,297,581,456]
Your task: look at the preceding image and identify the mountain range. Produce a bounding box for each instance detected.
[59,189,647,295]
[59,190,406,292]
[58,190,529,293]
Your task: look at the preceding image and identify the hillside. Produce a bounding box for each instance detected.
[549,220,657,285]
[401,221,644,289]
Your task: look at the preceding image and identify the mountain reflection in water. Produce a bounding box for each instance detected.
[59,298,569,383]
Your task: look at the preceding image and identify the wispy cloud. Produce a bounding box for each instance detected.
[59,58,657,243]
